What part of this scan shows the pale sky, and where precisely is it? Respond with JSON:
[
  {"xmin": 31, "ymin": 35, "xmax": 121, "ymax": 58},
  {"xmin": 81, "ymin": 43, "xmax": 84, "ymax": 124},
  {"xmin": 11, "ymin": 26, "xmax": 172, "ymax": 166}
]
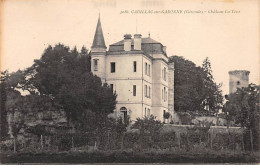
[{"xmin": 1, "ymin": 0, "xmax": 259, "ymax": 95}]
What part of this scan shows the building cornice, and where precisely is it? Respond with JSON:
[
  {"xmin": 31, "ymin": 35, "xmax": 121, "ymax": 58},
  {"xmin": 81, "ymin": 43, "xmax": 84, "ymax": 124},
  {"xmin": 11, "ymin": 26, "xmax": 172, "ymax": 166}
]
[
  {"xmin": 153, "ymin": 58, "xmax": 168, "ymax": 64},
  {"xmin": 90, "ymin": 52, "xmax": 107, "ymax": 56},
  {"xmin": 107, "ymin": 51, "xmax": 153, "ymax": 60}
]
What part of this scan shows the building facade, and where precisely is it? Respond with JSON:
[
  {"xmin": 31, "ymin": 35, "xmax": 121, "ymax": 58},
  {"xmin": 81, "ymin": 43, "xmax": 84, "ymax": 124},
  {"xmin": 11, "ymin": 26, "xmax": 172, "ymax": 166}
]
[
  {"xmin": 90, "ymin": 16, "xmax": 174, "ymax": 122},
  {"xmin": 228, "ymin": 70, "xmax": 250, "ymax": 94}
]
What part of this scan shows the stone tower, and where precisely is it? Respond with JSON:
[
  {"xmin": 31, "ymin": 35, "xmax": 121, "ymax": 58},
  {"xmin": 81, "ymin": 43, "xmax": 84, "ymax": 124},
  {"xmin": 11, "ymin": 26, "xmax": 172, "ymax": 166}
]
[
  {"xmin": 228, "ymin": 70, "xmax": 250, "ymax": 94},
  {"xmin": 90, "ymin": 15, "xmax": 107, "ymax": 83}
]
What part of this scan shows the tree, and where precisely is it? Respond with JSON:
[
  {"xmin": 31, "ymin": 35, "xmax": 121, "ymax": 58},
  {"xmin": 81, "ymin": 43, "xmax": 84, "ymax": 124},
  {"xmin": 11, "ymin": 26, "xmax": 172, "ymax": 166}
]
[
  {"xmin": 169, "ymin": 56, "xmax": 223, "ymax": 114},
  {"xmin": 0, "ymin": 71, "xmax": 9, "ymax": 140},
  {"xmin": 10, "ymin": 110, "xmax": 25, "ymax": 153},
  {"xmin": 131, "ymin": 115, "xmax": 163, "ymax": 149},
  {"xmin": 24, "ymin": 44, "xmax": 117, "ymax": 133},
  {"xmin": 224, "ymin": 84, "xmax": 260, "ymax": 151},
  {"xmin": 201, "ymin": 57, "xmax": 223, "ymax": 112}
]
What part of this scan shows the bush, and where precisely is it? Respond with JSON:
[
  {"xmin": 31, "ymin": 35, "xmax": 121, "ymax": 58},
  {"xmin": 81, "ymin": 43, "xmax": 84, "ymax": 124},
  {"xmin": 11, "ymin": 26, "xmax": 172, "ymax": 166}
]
[
  {"xmin": 123, "ymin": 132, "xmax": 139, "ymax": 149},
  {"xmin": 212, "ymin": 132, "xmax": 243, "ymax": 151}
]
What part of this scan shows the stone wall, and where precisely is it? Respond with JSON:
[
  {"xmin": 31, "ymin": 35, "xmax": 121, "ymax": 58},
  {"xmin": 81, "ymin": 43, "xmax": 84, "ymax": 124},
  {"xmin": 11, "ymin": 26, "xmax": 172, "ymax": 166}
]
[{"xmin": 5, "ymin": 94, "xmax": 71, "ymax": 149}]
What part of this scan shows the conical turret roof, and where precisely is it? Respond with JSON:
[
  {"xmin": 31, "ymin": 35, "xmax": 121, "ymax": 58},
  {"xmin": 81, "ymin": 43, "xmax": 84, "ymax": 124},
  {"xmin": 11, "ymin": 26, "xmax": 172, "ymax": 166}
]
[{"xmin": 92, "ymin": 16, "xmax": 106, "ymax": 49}]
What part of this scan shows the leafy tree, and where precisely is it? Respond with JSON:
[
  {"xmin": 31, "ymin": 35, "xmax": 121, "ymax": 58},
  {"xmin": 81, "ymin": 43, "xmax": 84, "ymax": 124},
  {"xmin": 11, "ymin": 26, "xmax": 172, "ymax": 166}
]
[
  {"xmin": 1, "ymin": 44, "xmax": 117, "ymax": 139},
  {"xmin": 132, "ymin": 115, "xmax": 163, "ymax": 135},
  {"xmin": 201, "ymin": 57, "xmax": 223, "ymax": 112},
  {"xmin": 169, "ymin": 56, "xmax": 201, "ymax": 112},
  {"xmin": 0, "ymin": 71, "xmax": 9, "ymax": 140},
  {"xmin": 23, "ymin": 44, "xmax": 117, "ymax": 132},
  {"xmin": 224, "ymin": 84, "xmax": 260, "ymax": 151},
  {"xmin": 131, "ymin": 115, "xmax": 163, "ymax": 149},
  {"xmin": 169, "ymin": 56, "xmax": 223, "ymax": 114}
]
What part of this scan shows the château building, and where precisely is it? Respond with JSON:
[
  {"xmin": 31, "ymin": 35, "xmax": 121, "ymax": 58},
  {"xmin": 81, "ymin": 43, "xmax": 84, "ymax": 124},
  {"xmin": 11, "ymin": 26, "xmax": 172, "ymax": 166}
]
[{"xmin": 90, "ymin": 16, "xmax": 175, "ymax": 123}]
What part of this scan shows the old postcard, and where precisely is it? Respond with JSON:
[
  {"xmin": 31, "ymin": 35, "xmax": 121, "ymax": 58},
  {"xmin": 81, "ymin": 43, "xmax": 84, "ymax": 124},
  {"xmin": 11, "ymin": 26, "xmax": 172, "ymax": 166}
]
[{"xmin": 0, "ymin": 0, "xmax": 259, "ymax": 164}]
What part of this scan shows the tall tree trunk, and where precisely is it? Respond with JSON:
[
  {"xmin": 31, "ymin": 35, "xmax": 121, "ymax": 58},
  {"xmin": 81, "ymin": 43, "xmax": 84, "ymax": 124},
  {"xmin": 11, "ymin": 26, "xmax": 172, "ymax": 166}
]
[
  {"xmin": 210, "ymin": 128, "xmax": 213, "ymax": 149},
  {"xmin": 250, "ymin": 129, "xmax": 253, "ymax": 151},
  {"xmin": 13, "ymin": 137, "xmax": 16, "ymax": 153},
  {"xmin": 107, "ymin": 132, "xmax": 110, "ymax": 150},
  {"xmin": 177, "ymin": 132, "xmax": 181, "ymax": 149},
  {"xmin": 120, "ymin": 132, "xmax": 125, "ymax": 150},
  {"xmin": 94, "ymin": 141, "xmax": 97, "ymax": 150},
  {"xmin": 242, "ymin": 132, "xmax": 245, "ymax": 151},
  {"xmin": 41, "ymin": 134, "xmax": 43, "ymax": 149},
  {"xmin": 72, "ymin": 137, "xmax": 74, "ymax": 149}
]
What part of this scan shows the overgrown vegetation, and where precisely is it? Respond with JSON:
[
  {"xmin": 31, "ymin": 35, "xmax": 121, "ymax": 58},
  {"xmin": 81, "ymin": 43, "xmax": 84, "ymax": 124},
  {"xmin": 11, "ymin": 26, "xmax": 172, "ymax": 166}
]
[
  {"xmin": 169, "ymin": 56, "xmax": 223, "ymax": 114},
  {"xmin": 0, "ymin": 44, "xmax": 117, "ymax": 152},
  {"xmin": 223, "ymin": 84, "xmax": 260, "ymax": 151}
]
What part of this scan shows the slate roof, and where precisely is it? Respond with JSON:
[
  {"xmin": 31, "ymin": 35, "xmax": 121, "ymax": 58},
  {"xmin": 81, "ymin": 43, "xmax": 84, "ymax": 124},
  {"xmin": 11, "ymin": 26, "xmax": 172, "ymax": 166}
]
[
  {"xmin": 110, "ymin": 37, "xmax": 161, "ymax": 46},
  {"xmin": 92, "ymin": 16, "xmax": 106, "ymax": 48}
]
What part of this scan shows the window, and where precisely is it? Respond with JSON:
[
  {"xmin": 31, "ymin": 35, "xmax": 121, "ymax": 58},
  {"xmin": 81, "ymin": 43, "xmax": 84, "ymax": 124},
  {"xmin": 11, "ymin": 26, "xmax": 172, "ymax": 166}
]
[
  {"xmin": 162, "ymin": 89, "xmax": 164, "ymax": 100},
  {"xmin": 110, "ymin": 84, "xmax": 114, "ymax": 92},
  {"xmin": 133, "ymin": 85, "xmax": 136, "ymax": 96},
  {"xmin": 163, "ymin": 68, "xmax": 166, "ymax": 81},
  {"xmin": 145, "ymin": 62, "xmax": 147, "ymax": 75},
  {"xmin": 164, "ymin": 87, "xmax": 166, "ymax": 102},
  {"xmin": 111, "ymin": 62, "xmax": 115, "ymax": 73},
  {"xmin": 166, "ymin": 91, "xmax": 167, "ymax": 101},
  {"xmin": 237, "ymin": 81, "xmax": 240, "ymax": 85},
  {"xmin": 94, "ymin": 59, "xmax": 98, "ymax": 71},
  {"xmin": 162, "ymin": 69, "xmax": 164, "ymax": 79},
  {"xmin": 120, "ymin": 107, "xmax": 127, "ymax": 123},
  {"xmin": 133, "ymin": 61, "xmax": 137, "ymax": 72},
  {"xmin": 145, "ymin": 85, "xmax": 147, "ymax": 97},
  {"xmin": 148, "ymin": 86, "xmax": 150, "ymax": 98},
  {"xmin": 148, "ymin": 64, "xmax": 151, "ymax": 76},
  {"xmin": 163, "ymin": 110, "xmax": 166, "ymax": 122},
  {"xmin": 147, "ymin": 108, "xmax": 150, "ymax": 117},
  {"xmin": 145, "ymin": 108, "xmax": 147, "ymax": 117}
]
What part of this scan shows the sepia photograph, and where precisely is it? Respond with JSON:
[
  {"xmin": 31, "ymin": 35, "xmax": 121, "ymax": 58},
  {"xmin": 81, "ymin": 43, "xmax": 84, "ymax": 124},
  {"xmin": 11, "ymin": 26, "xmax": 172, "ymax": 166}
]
[{"xmin": 0, "ymin": 0, "xmax": 259, "ymax": 164}]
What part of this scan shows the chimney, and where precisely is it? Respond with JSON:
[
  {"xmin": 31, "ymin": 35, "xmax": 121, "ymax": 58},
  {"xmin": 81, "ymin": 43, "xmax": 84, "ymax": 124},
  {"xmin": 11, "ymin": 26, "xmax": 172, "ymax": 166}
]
[
  {"xmin": 163, "ymin": 46, "xmax": 166, "ymax": 54},
  {"xmin": 134, "ymin": 34, "xmax": 142, "ymax": 50},
  {"xmin": 124, "ymin": 34, "xmax": 132, "ymax": 51}
]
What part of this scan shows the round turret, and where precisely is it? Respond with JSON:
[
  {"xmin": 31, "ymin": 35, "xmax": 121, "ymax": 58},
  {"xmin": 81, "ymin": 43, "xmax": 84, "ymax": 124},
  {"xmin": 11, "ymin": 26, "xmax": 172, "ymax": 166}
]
[{"xmin": 228, "ymin": 70, "xmax": 250, "ymax": 94}]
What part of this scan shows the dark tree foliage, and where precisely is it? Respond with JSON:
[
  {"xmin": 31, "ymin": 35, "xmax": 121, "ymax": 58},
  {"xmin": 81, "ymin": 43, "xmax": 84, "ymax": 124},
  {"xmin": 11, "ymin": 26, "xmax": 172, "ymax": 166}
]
[
  {"xmin": 169, "ymin": 56, "xmax": 223, "ymax": 114},
  {"xmin": 131, "ymin": 115, "xmax": 163, "ymax": 149},
  {"xmin": 223, "ymin": 84, "xmax": 260, "ymax": 150},
  {"xmin": 29, "ymin": 44, "xmax": 116, "ymax": 131},
  {"xmin": 132, "ymin": 115, "xmax": 163, "ymax": 138},
  {"xmin": 201, "ymin": 57, "xmax": 223, "ymax": 113},
  {"xmin": 1, "ymin": 44, "xmax": 117, "ymax": 134},
  {"xmin": 0, "ymin": 71, "xmax": 9, "ymax": 140}
]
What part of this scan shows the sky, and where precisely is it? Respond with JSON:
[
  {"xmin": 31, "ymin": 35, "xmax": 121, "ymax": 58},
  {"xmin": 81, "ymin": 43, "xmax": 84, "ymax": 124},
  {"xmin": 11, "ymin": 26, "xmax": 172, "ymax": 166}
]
[{"xmin": 1, "ymin": 0, "xmax": 259, "ymax": 95}]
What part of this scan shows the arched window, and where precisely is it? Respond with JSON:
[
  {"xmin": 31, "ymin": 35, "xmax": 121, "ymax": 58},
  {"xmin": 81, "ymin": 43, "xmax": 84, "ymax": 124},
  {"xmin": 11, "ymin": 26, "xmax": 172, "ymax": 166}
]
[
  {"xmin": 120, "ymin": 107, "xmax": 127, "ymax": 123},
  {"xmin": 237, "ymin": 81, "xmax": 240, "ymax": 85}
]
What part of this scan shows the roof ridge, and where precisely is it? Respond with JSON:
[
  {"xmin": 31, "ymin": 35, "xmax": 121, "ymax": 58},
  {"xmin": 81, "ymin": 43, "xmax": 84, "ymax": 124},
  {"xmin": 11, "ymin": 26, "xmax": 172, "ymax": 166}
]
[{"xmin": 110, "ymin": 37, "xmax": 161, "ymax": 46}]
